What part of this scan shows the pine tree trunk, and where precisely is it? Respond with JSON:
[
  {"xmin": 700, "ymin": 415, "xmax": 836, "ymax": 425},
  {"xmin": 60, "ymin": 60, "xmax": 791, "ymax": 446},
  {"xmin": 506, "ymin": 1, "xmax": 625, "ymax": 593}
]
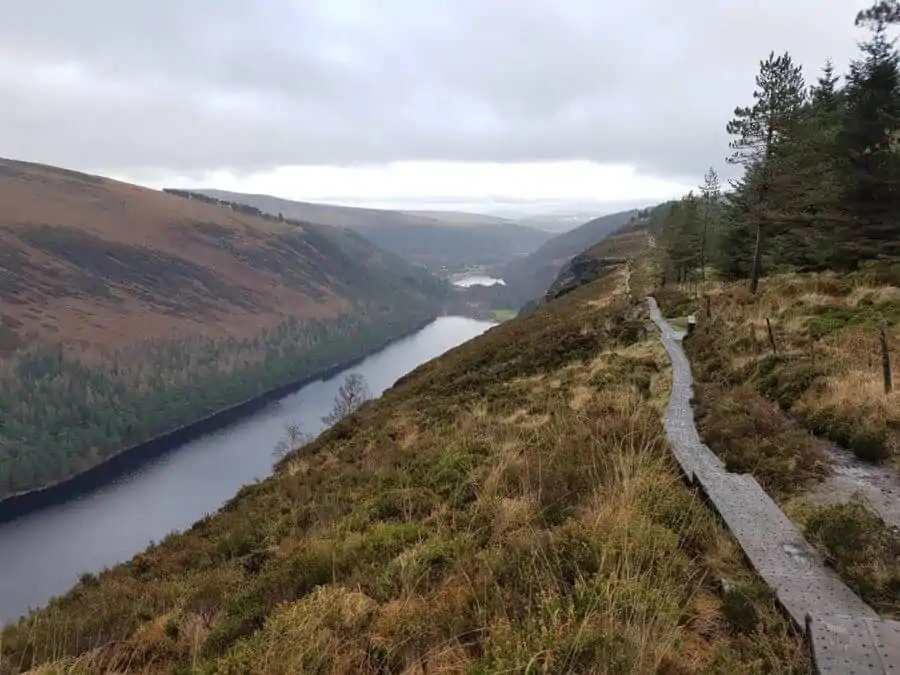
[
  {"xmin": 700, "ymin": 219, "xmax": 707, "ymax": 282},
  {"xmin": 750, "ymin": 222, "xmax": 763, "ymax": 294}
]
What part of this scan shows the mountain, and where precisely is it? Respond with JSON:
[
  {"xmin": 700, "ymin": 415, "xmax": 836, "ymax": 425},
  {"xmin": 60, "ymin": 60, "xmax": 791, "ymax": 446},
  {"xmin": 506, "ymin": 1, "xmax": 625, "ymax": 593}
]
[
  {"xmin": 500, "ymin": 208, "xmax": 642, "ymax": 306},
  {"xmin": 403, "ymin": 210, "xmax": 518, "ymax": 228},
  {"xmin": 0, "ymin": 158, "xmax": 451, "ymax": 501},
  {"xmin": 180, "ymin": 189, "xmax": 553, "ymax": 271},
  {"xmin": 0, "ymin": 227, "xmax": 807, "ymax": 673},
  {"xmin": 518, "ymin": 220, "xmax": 648, "ymax": 316},
  {"xmin": 513, "ymin": 211, "xmax": 606, "ymax": 233}
]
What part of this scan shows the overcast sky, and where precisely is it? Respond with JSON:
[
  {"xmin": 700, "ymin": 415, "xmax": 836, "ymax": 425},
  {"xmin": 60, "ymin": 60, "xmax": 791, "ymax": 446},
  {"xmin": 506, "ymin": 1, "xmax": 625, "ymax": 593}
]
[{"xmin": 0, "ymin": 1, "xmax": 877, "ymax": 213}]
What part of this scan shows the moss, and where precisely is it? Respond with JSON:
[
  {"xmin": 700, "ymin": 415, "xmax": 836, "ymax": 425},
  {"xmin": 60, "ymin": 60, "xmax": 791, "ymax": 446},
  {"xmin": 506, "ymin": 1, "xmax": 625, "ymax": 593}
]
[
  {"xmin": 804, "ymin": 502, "xmax": 900, "ymax": 616},
  {"xmin": 756, "ymin": 357, "xmax": 824, "ymax": 409}
]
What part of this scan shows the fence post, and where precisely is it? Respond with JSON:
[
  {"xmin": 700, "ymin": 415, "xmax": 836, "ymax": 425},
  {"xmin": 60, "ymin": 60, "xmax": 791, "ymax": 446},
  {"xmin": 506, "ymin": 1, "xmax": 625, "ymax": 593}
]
[
  {"xmin": 766, "ymin": 318, "xmax": 778, "ymax": 356},
  {"xmin": 881, "ymin": 321, "xmax": 893, "ymax": 394},
  {"xmin": 706, "ymin": 295, "xmax": 712, "ymax": 320}
]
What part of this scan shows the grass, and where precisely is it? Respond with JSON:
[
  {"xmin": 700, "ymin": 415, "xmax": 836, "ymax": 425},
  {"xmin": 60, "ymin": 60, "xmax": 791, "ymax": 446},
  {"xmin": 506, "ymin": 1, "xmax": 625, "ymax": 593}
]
[
  {"xmin": 1, "ymin": 235, "xmax": 808, "ymax": 674},
  {"xmin": 654, "ymin": 260, "xmax": 900, "ymax": 615},
  {"xmin": 491, "ymin": 308, "xmax": 518, "ymax": 322},
  {"xmin": 789, "ymin": 499, "xmax": 900, "ymax": 618}
]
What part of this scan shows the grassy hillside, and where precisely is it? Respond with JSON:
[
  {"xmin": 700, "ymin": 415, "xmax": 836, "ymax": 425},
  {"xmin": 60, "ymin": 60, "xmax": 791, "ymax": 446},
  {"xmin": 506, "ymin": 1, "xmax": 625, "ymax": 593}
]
[
  {"xmin": 0, "ymin": 158, "xmax": 451, "ymax": 500},
  {"xmin": 0, "ymin": 230, "xmax": 808, "ymax": 674},
  {"xmin": 177, "ymin": 189, "xmax": 553, "ymax": 272},
  {"xmin": 501, "ymin": 209, "xmax": 641, "ymax": 308}
]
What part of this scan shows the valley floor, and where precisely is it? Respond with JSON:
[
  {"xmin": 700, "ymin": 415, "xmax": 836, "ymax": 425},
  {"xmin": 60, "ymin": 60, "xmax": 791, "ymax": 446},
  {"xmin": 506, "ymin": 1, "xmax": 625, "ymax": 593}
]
[{"xmin": 2, "ymin": 238, "xmax": 810, "ymax": 674}]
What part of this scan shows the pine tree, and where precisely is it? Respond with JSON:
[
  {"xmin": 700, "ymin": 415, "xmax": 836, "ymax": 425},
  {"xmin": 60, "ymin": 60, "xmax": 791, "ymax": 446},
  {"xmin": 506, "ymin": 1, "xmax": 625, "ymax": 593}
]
[
  {"xmin": 837, "ymin": 16, "xmax": 900, "ymax": 266},
  {"xmin": 857, "ymin": 1, "xmax": 900, "ymax": 27},
  {"xmin": 698, "ymin": 167, "xmax": 721, "ymax": 280},
  {"xmin": 726, "ymin": 52, "xmax": 807, "ymax": 292},
  {"xmin": 661, "ymin": 193, "xmax": 703, "ymax": 284},
  {"xmin": 773, "ymin": 59, "xmax": 845, "ymax": 270}
]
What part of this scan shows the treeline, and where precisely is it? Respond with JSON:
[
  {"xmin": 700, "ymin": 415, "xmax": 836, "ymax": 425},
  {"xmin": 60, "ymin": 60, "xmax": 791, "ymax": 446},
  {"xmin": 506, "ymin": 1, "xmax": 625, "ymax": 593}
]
[
  {"xmin": 0, "ymin": 303, "xmax": 434, "ymax": 500},
  {"xmin": 653, "ymin": 2, "xmax": 900, "ymax": 286},
  {"xmin": 164, "ymin": 189, "xmax": 290, "ymax": 223}
]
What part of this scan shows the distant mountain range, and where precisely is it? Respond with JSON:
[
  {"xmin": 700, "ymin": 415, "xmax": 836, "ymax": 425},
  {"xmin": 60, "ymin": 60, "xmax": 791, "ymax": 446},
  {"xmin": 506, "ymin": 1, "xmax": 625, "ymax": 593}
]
[{"xmin": 181, "ymin": 189, "xmax": 554, "ymax": 271}]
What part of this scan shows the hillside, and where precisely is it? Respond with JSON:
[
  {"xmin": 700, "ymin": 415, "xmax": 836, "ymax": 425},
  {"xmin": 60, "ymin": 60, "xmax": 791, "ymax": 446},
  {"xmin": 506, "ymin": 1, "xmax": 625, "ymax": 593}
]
[
  {"xmin": 0, "ymin": 228, "xmax": 807, "ymax": 673},
  {"xmin": 518, "ymin": 221, "xmax": 648, "ymax": 316},
  {"xmin": 0, "ymin": 158, "xmax": 451, "ymax": 500},
  {"xmin": 500, "ymin": 208, "xmax": 641, "ymax": 307},
  {"xmin": 178, "ymin": 189, "xmax": 553, "ymax": 272},
  {"xmin": 402, "ymin": 210, "xmax": 516, "ymax": 228}
]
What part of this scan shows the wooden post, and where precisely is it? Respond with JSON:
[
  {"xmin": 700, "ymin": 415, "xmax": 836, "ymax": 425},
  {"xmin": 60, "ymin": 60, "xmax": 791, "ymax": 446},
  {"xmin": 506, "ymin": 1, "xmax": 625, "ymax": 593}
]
[
  {"xmin": 766, "ymin": 318, "xmax": 777, "ymax": 356},
  {"xmin": 705, "ymin": 295, "xmax": 712, "ymax": 320},
  {"xmin": 881, "ymin": 321, "xmax": 893, "ymax": 394},
  {"xmin": 687, "ymin": 314, "xmax": 697, "ymax": 335}
]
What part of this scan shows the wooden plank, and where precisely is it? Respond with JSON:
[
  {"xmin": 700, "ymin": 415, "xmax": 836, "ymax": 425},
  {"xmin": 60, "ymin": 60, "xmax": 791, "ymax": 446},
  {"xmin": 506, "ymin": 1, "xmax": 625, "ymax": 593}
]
[{"xmin": 809, "ymin": 614, "xmax": 900, "ymax": 674}]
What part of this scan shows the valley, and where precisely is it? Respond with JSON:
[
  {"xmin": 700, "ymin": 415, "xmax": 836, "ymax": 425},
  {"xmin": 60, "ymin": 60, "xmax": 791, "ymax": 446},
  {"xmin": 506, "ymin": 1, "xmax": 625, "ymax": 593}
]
[
  {"xmin": 171, "ymin": 189, "xmax": 554, "ymax": 273},
  {"xmin": 0, "ymin": 315, "xmax": 495, "ymax": 624},
  {"xmin": 0, "ymin": 159, "xmax": 453, "ymax": 502}
]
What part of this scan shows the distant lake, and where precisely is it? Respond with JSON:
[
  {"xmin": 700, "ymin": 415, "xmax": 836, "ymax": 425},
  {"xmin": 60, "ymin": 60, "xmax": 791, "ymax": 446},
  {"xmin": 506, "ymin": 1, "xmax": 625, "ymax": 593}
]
[
  {"xmin": 0, "ymin": 316, "xmax": 496, "ymax": 624},
  {"xmin": 454, "ymin": 275, "xmax": 506, "ymax": 288}
]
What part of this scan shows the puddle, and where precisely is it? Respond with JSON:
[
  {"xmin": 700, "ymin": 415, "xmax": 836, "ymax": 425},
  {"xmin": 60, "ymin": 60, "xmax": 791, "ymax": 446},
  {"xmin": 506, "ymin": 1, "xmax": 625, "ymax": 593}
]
[{"xmin": 807, "ymin": 443, "xmax": 900, "ymax": 530}]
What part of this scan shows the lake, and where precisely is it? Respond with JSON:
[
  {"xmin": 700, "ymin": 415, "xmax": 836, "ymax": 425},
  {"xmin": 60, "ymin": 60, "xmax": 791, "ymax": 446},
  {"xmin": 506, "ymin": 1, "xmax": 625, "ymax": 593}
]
[
  {"xmin": 453, "ymin": 275, "xmax": 506, "ymax": 288},
  {"xmin": 0, "ymin": 316, "xmax": 495, "ymax": 624}
]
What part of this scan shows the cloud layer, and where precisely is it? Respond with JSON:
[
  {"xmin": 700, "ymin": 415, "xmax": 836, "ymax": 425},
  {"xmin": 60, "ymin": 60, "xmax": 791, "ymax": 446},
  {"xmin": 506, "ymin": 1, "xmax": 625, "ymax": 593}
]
[{"xmin": 0, "ymin": 0, "xmax": 872, "ymax": 182}]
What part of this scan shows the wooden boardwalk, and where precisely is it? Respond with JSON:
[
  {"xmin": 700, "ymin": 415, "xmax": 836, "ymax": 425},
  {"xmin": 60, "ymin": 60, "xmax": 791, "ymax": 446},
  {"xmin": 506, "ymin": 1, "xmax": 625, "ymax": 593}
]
[{"xmin": 648, "ymin": 297, "xmax": 900, "ymax": 674}]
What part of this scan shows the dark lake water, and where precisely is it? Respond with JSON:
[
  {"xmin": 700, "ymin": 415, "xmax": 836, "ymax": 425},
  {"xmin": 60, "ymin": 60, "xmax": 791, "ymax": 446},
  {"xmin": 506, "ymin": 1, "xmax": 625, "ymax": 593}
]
[{"xmin": 0, "ymin": 316, "xmax": 495, "ymax": 625}]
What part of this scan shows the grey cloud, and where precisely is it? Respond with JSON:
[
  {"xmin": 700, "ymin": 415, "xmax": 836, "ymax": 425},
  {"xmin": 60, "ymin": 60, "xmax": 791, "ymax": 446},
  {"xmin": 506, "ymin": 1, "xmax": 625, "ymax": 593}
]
[{"xmin": 0, "ymin": 0, "xmax": 872, "ymax": 180}]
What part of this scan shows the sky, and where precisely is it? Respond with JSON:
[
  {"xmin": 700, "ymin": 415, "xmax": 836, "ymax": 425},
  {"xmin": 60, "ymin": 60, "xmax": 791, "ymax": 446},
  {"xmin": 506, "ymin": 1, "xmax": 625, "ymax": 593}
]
[{"xmin": 0, "ymin": 0, "xmax": 878, "ymax": 214}]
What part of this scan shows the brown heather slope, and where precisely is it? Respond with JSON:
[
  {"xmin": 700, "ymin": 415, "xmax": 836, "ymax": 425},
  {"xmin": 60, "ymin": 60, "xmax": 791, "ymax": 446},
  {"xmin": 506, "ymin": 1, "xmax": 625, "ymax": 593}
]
[
  {"xmin": 0, "ymin": 158, "xmax": 451, "ymax": 500},
  {"xmin": 0, "ymin": 159, "xmax": 405, "ymax": 347},
  {"xmin": 0, "ymin": 228, "xmax": 808, "ymax": 674}
]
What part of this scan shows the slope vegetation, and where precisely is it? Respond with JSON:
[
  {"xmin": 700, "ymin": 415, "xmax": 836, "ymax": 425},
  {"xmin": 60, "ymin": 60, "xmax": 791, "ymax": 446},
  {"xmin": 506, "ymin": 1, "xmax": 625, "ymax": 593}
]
[
  {"xmin": 0, "ymin": 230, "xmax": 807, "ymax": 674},
  {"xmin": 0, "ymin": 158, "xmax": 450, "ymax": 500},
  {"xmin": 501, "ymin": 208, "xmax": 641, "ymax": 307},
  {"xmin": 179, "ymin": 189, "xmax": 552, "ymax": 271}
]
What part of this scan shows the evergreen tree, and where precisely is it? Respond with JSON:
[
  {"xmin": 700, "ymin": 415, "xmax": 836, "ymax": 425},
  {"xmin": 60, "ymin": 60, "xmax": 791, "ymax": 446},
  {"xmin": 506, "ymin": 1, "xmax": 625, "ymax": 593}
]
[
  {"xmin": 698, "ymin": 167, "xmax": 721, "ymax": 280},
  {"xmin": 661, "ymin": 193, "xmax": 703, "ymax": 284},
  {"xmin": 772, "ymin": 59, "xmax": 846, "ymax": 270},
  {"xmin": 726, "ymin": 52, "xmax": 807, "ymax": 292},
  {"xmin": 836, "ymin": 16, "xmax": 900, "ymax": 266}
]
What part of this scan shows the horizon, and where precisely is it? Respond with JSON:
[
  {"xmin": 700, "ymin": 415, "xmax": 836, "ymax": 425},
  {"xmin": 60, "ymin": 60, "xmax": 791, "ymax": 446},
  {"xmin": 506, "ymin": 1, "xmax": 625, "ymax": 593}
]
[{"xmin": 2, "ymin": 1, "xmax": 876, "ymax": 214}]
